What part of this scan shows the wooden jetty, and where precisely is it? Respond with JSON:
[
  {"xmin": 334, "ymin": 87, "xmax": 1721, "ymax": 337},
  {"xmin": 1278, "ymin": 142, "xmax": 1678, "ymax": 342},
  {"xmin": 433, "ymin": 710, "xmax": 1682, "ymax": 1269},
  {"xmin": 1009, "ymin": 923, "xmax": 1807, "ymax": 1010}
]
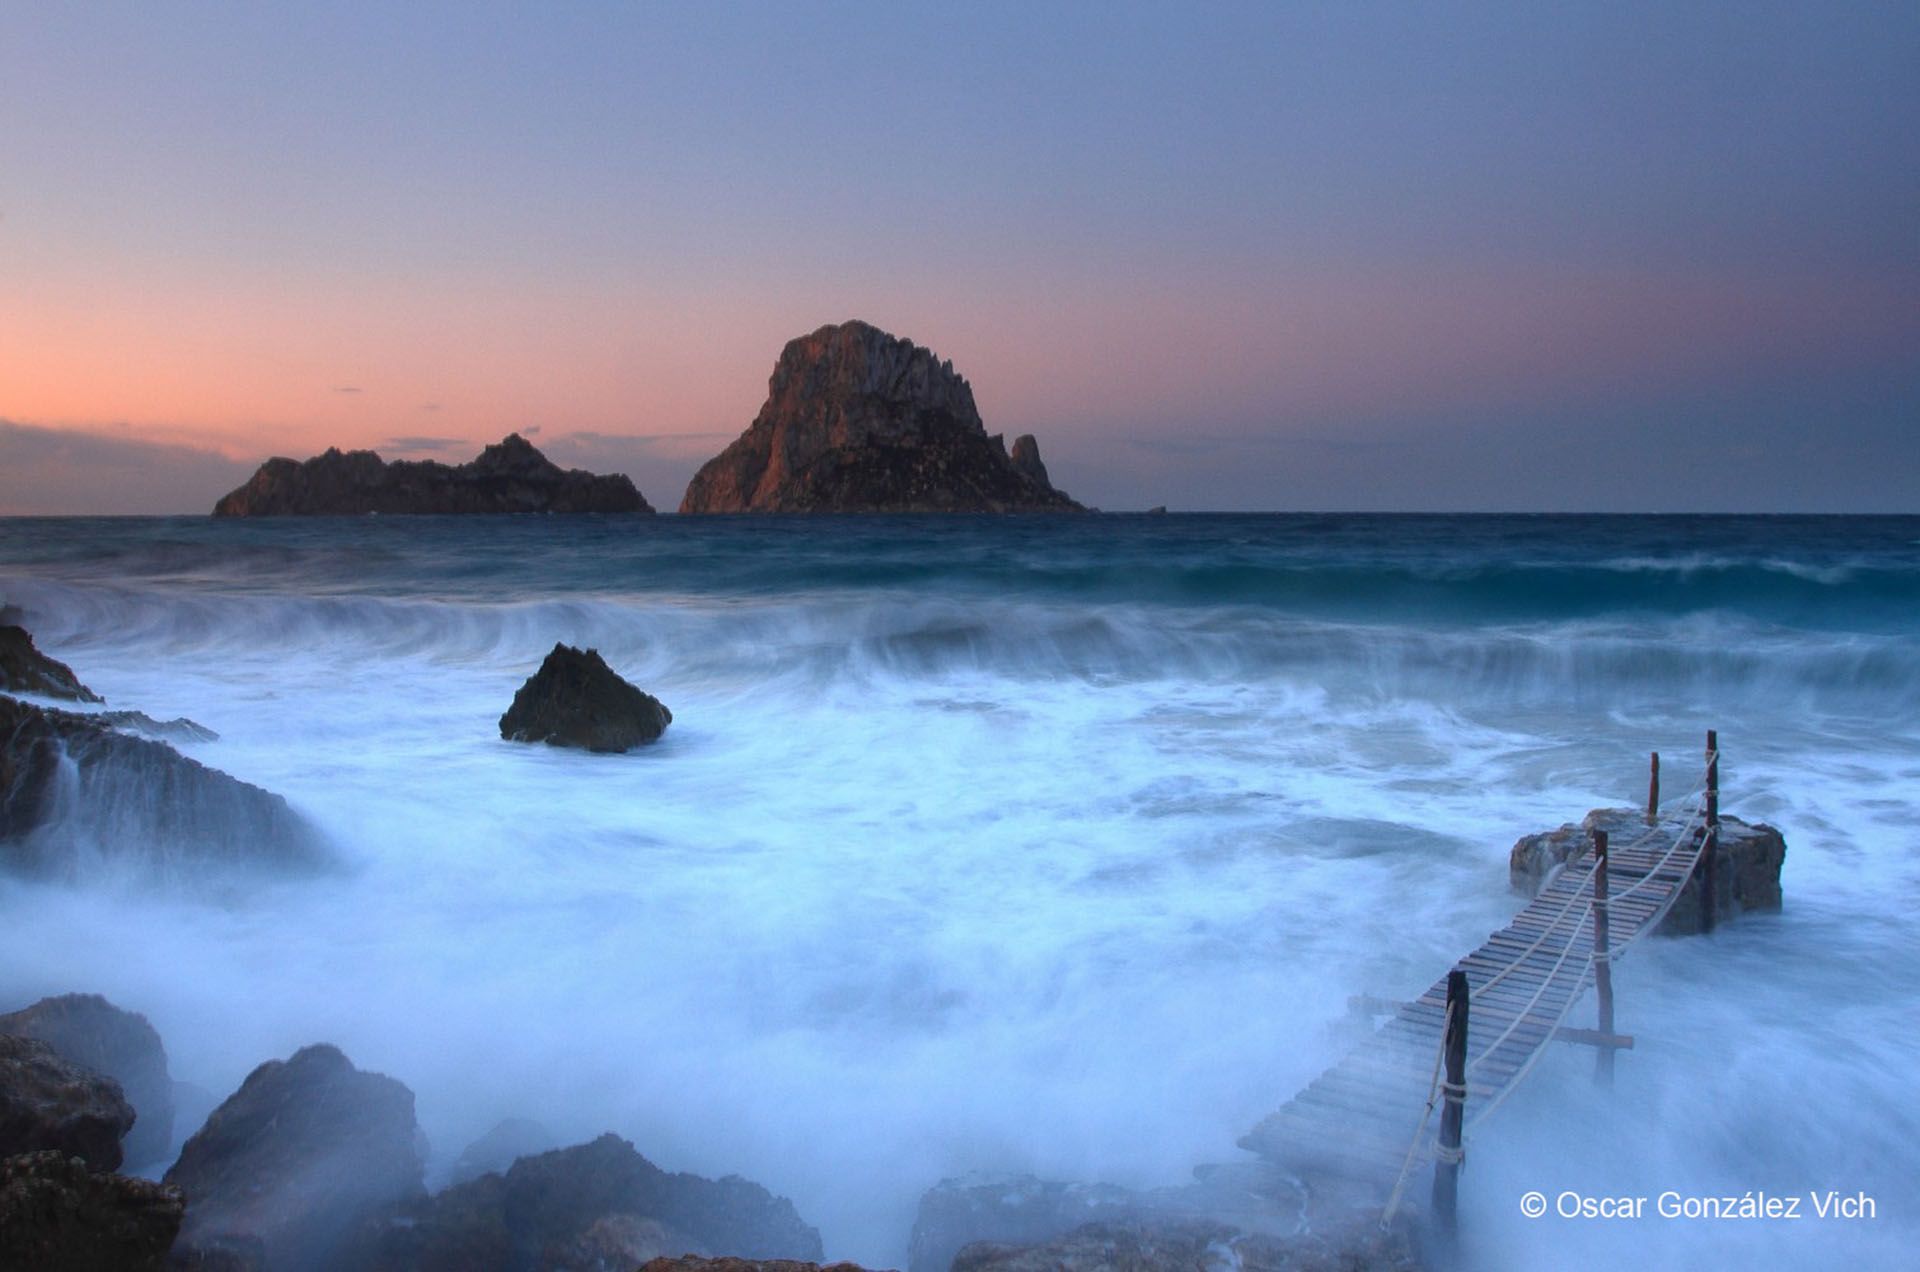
[{"xmin": 1239, "ymin": 734, "xmax": 1724, "ymax": 1223}]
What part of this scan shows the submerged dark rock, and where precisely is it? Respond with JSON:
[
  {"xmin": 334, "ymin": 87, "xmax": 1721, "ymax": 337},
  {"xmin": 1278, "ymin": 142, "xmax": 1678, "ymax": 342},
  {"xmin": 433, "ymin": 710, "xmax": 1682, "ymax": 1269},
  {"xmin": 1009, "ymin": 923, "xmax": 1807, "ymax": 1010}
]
[
  {"xmin": 1509, "ymin": 806, "xmax": 1786, "ymax": 934},
  {"xmin": 211, "ymin": 433, "xmax": 653, "ymax": 517},
  {"xmin": 911, "ymin": 1169, "xmax": 1414, "ymax": 1272},
  {"xmin": 640, "ymin": 1260, "xmax": 878, "ymax": 1272},
  {"xmin": 0, "ymin": 1149, "xmax": 184, "ymax": 1271},
  {"xmin": 0, "ymin": 695, "xmax": 328, "ymax": 879},
  {"xmin": 950, "ymin": 1217, "xmax": 1419, "ymax": 1272},
  {"xmin": 499, "ymin": 644, "xmax": 672, "ymax": 753},
  {"xmin": 0, "ymin": 625, "xmax": 102, "ymax": 702},
  {"xmin": 164, "ymin": 1044, "xmax": 425, "ymax": 1272},
  {"xmin": 0, "ymin": 1033, "xmax": 136, "ymax": 1171},
  {"xmin": 680, "ymin": 321, "xmax": 1083, "ymax": 513},
  {"xmin": 0, "ymin": 994, "xmax": 174, "ymax": 1169},
  {"xmin": 364, "ymin": 1132, "xmax": 823, "ymax": 1271}
]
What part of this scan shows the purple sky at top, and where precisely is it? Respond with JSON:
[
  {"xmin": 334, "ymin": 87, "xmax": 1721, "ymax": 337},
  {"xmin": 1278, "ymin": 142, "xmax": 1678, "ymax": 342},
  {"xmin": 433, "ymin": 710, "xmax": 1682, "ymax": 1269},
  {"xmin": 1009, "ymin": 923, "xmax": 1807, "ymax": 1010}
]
[{"xmin": 2, "ymin": 1, "xmax": 1916, "ymax": 512}]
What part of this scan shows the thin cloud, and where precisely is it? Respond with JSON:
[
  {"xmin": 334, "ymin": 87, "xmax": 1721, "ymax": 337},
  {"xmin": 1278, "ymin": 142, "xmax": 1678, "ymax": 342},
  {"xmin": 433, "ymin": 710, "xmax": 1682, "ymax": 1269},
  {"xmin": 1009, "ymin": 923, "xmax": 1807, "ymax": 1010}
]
[
  {"xmin": 0, "ymin": 419, "xmax": 256, "ymax": 515},
  {"xmin": 333, "ymin": 386, "xmax": 362, "ymax": 394}
]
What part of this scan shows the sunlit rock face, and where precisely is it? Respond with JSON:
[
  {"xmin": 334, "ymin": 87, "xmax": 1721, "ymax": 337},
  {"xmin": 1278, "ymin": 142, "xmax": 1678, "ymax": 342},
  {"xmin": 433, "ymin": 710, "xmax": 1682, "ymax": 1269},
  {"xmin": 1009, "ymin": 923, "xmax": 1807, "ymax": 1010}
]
[
  {"xmin": 680, "ymin": 321, "xmax": 1083, "ymax": 513},
  {"xmin": 212, "ymin": 434, "xmax": 654, "ymax": 516}
]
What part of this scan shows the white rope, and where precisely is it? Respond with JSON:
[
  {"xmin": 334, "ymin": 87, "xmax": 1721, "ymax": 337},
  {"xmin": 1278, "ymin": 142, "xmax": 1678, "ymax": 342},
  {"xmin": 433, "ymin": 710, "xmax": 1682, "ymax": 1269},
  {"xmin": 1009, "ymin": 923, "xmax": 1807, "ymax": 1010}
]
[{"xmin": 1380, "ymin": 997, "xmax": 1458, "ymax": 1227}]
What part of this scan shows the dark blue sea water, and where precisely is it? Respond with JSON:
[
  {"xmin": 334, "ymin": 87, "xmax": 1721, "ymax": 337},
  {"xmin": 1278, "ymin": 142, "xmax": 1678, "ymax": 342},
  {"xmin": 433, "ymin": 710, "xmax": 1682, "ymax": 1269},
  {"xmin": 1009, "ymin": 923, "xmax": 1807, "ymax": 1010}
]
[{"xmin": 2, "ymin": 513, "xmax": 1915, "ymax": 1268}]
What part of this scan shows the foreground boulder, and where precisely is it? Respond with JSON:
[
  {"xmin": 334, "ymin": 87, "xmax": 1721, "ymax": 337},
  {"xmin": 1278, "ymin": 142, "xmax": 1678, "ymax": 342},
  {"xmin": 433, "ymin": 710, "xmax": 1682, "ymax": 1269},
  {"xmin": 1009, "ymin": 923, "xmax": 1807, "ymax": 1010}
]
[
  {"xmin": 680, "ymin": 321, "xmax": 1083, "ymax": 513},
  {"xmin": 499, "ymin": 644, "xmax": 672, "ymax": 753},
  {"xmin": 0, "ymin": 1150, "xmax": 184, "ymax": 1271},
  {"xmin": 164, "ymin": 1044, "xmax": 424, "ymax": 1272},
  {"xmin": 0, "ymin": 994, "xmax": 174, "ymax": 1169},
  {"xmin": 0, "ymin": 625, "xmax": 101, "ymax": 702},
  {"xmin": 0, "ymin": 1034, "xmax": 136, "ymax": 1171},
  {"xmin": 364, "ymin": 1132, "xmax": 822, "ymax": 1271},
  {"xmin": 0, "ymin": 696, "xmax": 328, "ymax": 879},
  {"xmin": 1509, "ymin": 806, "xmax": 1786, "ymax": 935},
  {"xmin": 212, "ymin": 433, "xmax": 653, "ymax": 517}
]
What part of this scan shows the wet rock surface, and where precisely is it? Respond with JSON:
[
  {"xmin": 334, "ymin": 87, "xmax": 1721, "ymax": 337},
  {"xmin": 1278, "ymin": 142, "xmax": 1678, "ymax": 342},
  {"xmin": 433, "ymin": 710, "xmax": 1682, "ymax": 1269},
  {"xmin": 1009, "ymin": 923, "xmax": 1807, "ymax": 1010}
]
[
  {"xmin": 499, "ymin": 643, "xmax": 672, "ymax": 753},
  {"xmin": 0, "ymin": 993, "xmax": 174, "ymax": 1169},
  {"xmin": 164, "ymin": 1044, "xmax": 425, "ymax": 1272},
  {"xmin": 363, "ymin": 1132, "xmax": 822, "ymax": 1271},
  {"xmin": 1509, "ymin": 806, "xmax": 1786, "ymax": 934},
  {"xmin": 212, "ymin": 433, "xmax": 652, "ymax": 517},
  {"xmin": 0, "ymin": 624, "xmax": 102, "ymax": 702},
  {"xmin": 0, "ymin": 1033, "xmax": 137, "ymax": 1171},
  {"xmin": 0, "ymin": 695, "xmax": 329, "ymax": 879},
  {"xmin": 681, "ymin": 321, "xmax": 1082, "ymax": 514},
  {"xmin": 0, "ymin": 1149, "xmax": 184, "ymax": 1271}
]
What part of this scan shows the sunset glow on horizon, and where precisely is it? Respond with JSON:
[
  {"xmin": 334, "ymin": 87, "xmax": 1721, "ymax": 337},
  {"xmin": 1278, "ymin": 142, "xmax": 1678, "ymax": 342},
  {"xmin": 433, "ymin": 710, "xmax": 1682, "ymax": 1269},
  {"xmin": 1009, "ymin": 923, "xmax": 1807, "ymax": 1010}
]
[{"xmin": 4, "ymin": 3, "xmax": 1916, "ymax": 513}]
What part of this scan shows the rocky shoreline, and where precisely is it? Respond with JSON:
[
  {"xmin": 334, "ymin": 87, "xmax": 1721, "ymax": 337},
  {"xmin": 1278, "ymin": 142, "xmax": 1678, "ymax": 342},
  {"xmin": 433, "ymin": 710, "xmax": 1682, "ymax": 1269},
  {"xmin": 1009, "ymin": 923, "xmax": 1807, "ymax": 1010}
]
[{"xmin": 0, "ymin": 625, "xmax": 1790, "ymax": 1270}]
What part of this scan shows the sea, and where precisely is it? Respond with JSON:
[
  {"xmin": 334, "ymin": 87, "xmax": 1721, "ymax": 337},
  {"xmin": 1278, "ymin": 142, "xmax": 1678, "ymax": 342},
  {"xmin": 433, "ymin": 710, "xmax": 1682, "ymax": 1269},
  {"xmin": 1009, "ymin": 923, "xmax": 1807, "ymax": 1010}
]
[{"xmin": 0, "ymin": 512, "xmax": 1915, "ymax": 1269}]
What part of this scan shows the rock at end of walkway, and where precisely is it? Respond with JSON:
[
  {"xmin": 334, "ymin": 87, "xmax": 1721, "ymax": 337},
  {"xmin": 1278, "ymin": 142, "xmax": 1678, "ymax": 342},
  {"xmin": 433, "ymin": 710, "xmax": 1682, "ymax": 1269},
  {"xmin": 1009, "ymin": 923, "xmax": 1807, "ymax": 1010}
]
[
  {"xmin": 499, "ymin": 643, "xmax": 672, "ymax": 753},
  {"xmin": 0, "ymin": 993, "xmax": 174, "ymax": 1170},
  {"xmin": 0, "ymin": 1033, "xmax": 136, "ymax": 1172},
  {"xmin": 163, "ymin": 1043, "xmax": 424, "ymax": 1272},
  {"xmin": 1509, "ymin": 806, "xmax": 1785, "ymax": 935},
  {"xmin": 0, "ymin": 1150, "xmax": 184, "ymax": 1271},
  {"xmin": 0, "ymin": 625, "xmax": 102, "ymax": 702}
]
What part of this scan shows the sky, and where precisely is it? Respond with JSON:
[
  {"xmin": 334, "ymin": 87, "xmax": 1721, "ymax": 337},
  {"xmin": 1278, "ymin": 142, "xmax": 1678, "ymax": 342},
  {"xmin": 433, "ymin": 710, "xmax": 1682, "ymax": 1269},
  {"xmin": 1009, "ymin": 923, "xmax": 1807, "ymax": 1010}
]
[{"xmin": 2, "ymin": 2, "xmax": 1916, "ymax": 513}]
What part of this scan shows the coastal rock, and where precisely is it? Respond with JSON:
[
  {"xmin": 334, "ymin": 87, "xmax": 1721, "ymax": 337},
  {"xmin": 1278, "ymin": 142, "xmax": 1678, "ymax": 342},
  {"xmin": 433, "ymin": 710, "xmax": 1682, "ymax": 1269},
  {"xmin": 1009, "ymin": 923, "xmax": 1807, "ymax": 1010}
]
[
  {"xmin": 499, "ymin": 644, "xmax": 672, "ymax": 753},
  {"xmin": 164, "ymin": 1044, "xmax": 425, "ymax": 1272},
  {"xmin": 0, "ymin": 625, "xmax": 102, "ymax": 702},
  {"xmin": 0, "ymin": 695, "xmax": 328, "ymax": 879},
  {"xmin": 363, "ymin": 1132, "xmax": 823, "ymax": 1270},
  {"xmin": 0, "ymin": 994, "xmax": 174, "ymax": 1169},
  {"xmin": 949, "ymin": 1217, "xmax": 1418, "ymax": 1272},
  {"xmin": 912, "ymin": 1169, "xmax": 1412, "ymax": 1272},
  {"xmin": 0, "ymin": 1033, "xmax": 136, "ymax": 1171},
  {"xmin": 640, "ymin": 1260, "xmax": 879, "ymax": 1272},
  {"xmin": 211, "ymin": 434, "xmax": 653, "ymax": 517},
  {"xmin": 1509, "ymin": 807, "xmax": 1786, "ymax": 935},
  {"xmin": 1005, "ymin": 436, "xmax": 1052, "ymax": 493},
  {"xmin": 0, "ymin": 1150, "xmax": 184, "ymax": 1271},
  {"xmin": 679, "ymin": 321, "xmax": 1083, "ymax": 514},
  {"xmin": 908, "ymin": 1176, "xmax": 1140, "ymax": 1272},
  {"xmin": 450, "ymin": 1117, "xmax": 558, "ymax": 1186},
  {"xmin": 96, "ymin": 710, "xmax": 220, "ymax": 743}
]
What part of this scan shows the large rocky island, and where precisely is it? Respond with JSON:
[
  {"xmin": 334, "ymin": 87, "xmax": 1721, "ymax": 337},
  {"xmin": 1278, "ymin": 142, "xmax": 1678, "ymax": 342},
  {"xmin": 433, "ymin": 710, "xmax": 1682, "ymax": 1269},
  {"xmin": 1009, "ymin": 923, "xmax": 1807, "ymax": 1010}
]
[
  {"xmin": 680, "ymin": 321, "xmax": 1082, "ymax": 513},
  {"xmin": 212, "ymin": 434, "xmax": 652, "ymax": 516}
]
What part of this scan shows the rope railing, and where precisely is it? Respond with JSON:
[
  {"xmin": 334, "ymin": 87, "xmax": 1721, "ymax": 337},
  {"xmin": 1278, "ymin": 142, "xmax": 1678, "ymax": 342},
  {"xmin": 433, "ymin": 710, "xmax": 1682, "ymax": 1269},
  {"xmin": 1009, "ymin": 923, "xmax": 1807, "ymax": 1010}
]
[{"xmin": 1374, "ymin": 745, "xmax": 1722, "ymax": 1228}]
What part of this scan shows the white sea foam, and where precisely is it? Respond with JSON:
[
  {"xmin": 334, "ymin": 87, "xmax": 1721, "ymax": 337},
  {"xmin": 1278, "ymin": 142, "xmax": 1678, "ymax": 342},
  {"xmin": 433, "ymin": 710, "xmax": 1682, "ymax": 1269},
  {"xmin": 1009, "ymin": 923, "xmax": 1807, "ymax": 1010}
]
[{"xmin": 1, "ymin": 518, "xmax": 1916, "ymax": 1269}]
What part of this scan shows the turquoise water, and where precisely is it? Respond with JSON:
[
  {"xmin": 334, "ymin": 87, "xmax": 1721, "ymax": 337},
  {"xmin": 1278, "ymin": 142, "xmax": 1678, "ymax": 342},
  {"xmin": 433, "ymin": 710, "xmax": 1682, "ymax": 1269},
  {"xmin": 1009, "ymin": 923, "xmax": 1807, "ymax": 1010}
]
[{"xmin": 2, "ymin": 513, "xmax": 1915, "ymax": 1267}]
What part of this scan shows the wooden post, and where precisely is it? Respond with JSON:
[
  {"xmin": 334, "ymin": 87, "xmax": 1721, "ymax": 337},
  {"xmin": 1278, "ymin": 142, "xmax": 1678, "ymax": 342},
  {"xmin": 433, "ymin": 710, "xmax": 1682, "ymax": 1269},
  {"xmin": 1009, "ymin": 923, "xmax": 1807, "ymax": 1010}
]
[
  {"xmin": 1701, "ymin": 730, "xmax": 1719, "ymax": 933},
  {"xmin": 1432, "ymin": 969, "xmax": 1469, "ymax": 1231},
  {"xmin": 1592, "ymin": 830, "xmax": 1614, "ymax": 1088},
  {"xmin": 1647, "ymin": 752, "xmax": 1660, "ymax": 824}
]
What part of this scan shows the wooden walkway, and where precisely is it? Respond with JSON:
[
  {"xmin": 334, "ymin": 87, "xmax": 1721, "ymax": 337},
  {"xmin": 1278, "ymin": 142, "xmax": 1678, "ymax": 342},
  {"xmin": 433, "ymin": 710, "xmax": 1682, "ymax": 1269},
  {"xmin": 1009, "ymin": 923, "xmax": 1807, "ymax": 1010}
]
[{"xmin": 1238, "ymin": 805, "xmax": 1708, "ymax": 1190}]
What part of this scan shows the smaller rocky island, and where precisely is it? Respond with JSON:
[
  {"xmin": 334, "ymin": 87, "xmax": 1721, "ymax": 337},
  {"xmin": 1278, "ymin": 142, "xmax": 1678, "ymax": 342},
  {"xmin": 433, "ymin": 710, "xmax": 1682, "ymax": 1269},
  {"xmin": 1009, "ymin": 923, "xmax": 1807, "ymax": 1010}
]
[
  {"xmin": 212, "ymin": 433, "xmax": 652, "ymax": 517},
  {"xmin": 680, "ymin": 320, "xmax": 1083, "ymax": 514}
]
